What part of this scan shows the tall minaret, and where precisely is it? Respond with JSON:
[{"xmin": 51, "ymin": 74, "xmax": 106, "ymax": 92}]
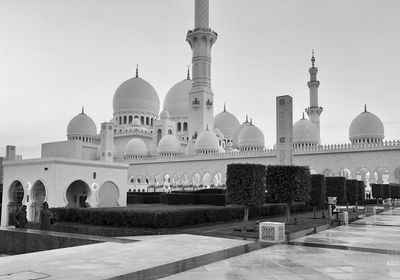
[
  {"xmin": 186, "ymin": 0, "xmax": 218, "ymax": 154},
  {"xmin": 305, "ymin": 50, "xmax": 323, "ymax": 143}
]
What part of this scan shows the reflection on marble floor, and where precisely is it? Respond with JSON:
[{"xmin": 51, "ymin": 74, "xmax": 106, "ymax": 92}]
[
  {"xmin": 0, "ymin": 234, "xmax": 251, "ymax": 280},
  {"xmin": 162, "ymin": 244, "xmax": 400, "ymax": 280},
  {"xmin": 2, "ymin": 209, "xmax": 400, "ymax": 280}
]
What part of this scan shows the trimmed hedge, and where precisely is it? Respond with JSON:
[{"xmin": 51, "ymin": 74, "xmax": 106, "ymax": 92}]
[
  {"xmin": 266, "ymin": 165, "xmax": 311, "ymax": 203},
  {"xmin": 382, "ymin": 184, "xmax": 390, "ymax": 199},
  {"xmin": 371, "ymin": 184, "xmax": 383, "ymax": 199},
  {"xmin": 310, "ymin": 174, "xmax": 326, "ymax": 206},
  {"xmin": 197, "ymin": 194, "xmax": 226, "ymax": 206},
  {"xmin": 390, "ymin": 184, "xmax": 400, "ymax": 199},
  {"xmin": 357, "ymin": 181, "xmax": 366, "ymax": 201},
  {"xmin": 345, "ymin": 180, "xmax": 358, "ymax": 204},
  {"xmin": 326, "ymin": 177, "xmax": 346, "ymax": 204},
  {"xmin": 51, "ymin": 202, "xmax": 311, "ymax": 228},
  {"xmin": 226, "ymin": 164, "xmax": 266, "ymax": 207}
]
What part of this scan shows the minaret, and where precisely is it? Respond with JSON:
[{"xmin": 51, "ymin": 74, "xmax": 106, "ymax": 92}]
[
  {"xmin": 305, "ymin": 50, "xmax": 323, "ymax": 143},
  {"xmin": 186, "ymin": 0, "xmax": 218, "ymax": 154}
]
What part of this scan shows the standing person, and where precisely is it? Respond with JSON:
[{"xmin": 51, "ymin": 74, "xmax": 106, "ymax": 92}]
[
  {"xmin": 40, "ymin": 202, "xmax": 53, "ymax": 230},
  {"xmin": 15, "ymin": 205, "xmax": 28, "ymax": 228}
]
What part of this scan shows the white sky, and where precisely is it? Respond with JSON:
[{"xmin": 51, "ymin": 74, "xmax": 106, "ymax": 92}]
[{"xmin": 1, "ymin": 0, "xmax": 399, "ymax": 159}]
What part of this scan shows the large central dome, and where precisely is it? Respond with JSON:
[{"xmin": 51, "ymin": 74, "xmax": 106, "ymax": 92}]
[
  {"xmin": 164, "ymin": 79, "xmax": 192, "ymax": 117},
  {"xmin": 113, "ymin": 76, "xmax": 160, "ymax": 115}
]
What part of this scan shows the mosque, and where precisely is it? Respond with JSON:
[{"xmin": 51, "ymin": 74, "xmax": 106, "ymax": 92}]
[{"xmin": 2, "ymin": 0, "xmax": 400, "ymax": 226}]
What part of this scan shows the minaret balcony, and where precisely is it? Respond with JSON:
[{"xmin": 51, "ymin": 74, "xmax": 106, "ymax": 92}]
[{"xmin": 192, "ymin": 99, "xmax": 200, "ymax": 108}]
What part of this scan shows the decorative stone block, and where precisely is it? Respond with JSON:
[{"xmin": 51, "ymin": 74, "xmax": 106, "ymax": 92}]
[
  {"xmin": 365, "ymin": 206, "xmax": 377, "ymax": 215},
  {"xmin": 339, "ymin": 211, "xmax": 348, "ymax": 224},
  {"xmin": 259, "ymin": 222, "xmax": 285, "ymax": 243},
  {"xmin": 383, "ymin": 199, "xmax": 391, "ymax": 210}
]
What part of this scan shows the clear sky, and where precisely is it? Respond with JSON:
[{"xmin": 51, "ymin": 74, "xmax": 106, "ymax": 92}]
[{"xmin": 1, "ymin": 0, "xmax": 399, "ymax": 159}]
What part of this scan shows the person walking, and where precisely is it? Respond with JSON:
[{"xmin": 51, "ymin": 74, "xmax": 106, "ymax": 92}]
[
  {"xmin": 40, "ymin": 202, "xmax": 53, "ymax": 230},
  {"xmin": 15, "ymin": 205, "xmax": 28, "ymax": 228}
]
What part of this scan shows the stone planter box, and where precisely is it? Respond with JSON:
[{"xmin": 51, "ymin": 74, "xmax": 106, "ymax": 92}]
[
  {"xmin": 339, "ymin": 211, "xmax": 348, "ymax": 225},
  {"xmin": 259, "ymin": 222, "xmax": 285, "ymax": 243},
  {"xmin": 365, "ymin": 206, "xmax": 377, "ymax": 215}
]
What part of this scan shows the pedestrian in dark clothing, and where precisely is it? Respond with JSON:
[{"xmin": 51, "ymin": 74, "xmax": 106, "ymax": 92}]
[
  {"xmin": 15, "ymin": 205, "xmax": 28, "ymax": 228},
  {"xmin": 40, "ymin": 202, "xmax": 53, "ymax": 230}
]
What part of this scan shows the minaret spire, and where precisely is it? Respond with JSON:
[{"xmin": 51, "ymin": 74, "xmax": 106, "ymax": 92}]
[
  {"xmin": 81, "ymin": 106, "xmax": 84, "ymax": 114},
  {"xmin": 364, "ymin": 104, "xmax": 367, "ymax": 112},
  {"xmin": 135, "ymin": 64, "xmax": 139, "ymax": 78},
  {"xmin": 224, "ymin": 102, "xmax": 226, "ymax": 112},
  {"xmin": 187, "ymin": 0, "xmax": 218, "ymax": 154},
  {"xmin": 305, "ymin": 50, "xmax": 323, "ymax": 144},
  {"xmin": 187, "ymin": 65, "xmax": 191, "ymax": 79}
]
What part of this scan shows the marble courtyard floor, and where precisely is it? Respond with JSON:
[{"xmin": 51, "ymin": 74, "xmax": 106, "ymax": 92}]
[{"xmin": 0, "ymin": 209, "xmax": 400, "ymax": 279}]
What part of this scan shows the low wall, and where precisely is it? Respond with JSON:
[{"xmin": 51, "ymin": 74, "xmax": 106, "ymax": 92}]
[{"xmin": 0, "ymin": 228, "xmax": 101, "ymax": 255}]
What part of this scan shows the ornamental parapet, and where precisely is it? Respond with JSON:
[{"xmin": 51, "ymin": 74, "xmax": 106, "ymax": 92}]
[{"xmin": 293, "ymin": 140, "xmax": 400, "ymax": 154}]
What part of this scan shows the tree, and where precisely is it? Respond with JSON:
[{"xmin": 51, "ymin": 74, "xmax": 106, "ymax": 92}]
[
  {"xmin": 266, "ymin": 165, "xmax": 311, "ymax": 223},
  {"xmin": 310, "ymin": 174, "xmax": 326, "ymax": 218},
  {"xmin": 226, "ymin": 164, "xmax": 266, "ymax": 232}
]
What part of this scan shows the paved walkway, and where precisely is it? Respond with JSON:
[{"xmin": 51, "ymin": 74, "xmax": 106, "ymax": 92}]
[{"xmin": 0, "ymin": 208, "xmax": 399, "ymax": 279}]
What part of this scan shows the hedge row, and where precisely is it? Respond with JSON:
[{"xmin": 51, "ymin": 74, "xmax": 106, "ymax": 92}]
[
  {"xmin": 51, "ymin": 202, "xmax": 311, "ymax": 228},
  {"xmin": 310, "ymin": 174, "xmax": 326, "ymax": 206},
  {"xmin": 371, "ymin": 184, "xmax": 400, "ymax": 199},
  {"xmin": 358, "ymin": 181, "xmax": 366, "ymax": 201},
  {"xmin": 345, "ymin": 180, "xmax": 358, "ymax": 204},
  {"xmin": 127, "ymin": 195, "xmax": 161, "ymax": 204},
  {"xmin": 326, "ymin": 177, "xmax": 346, "ymax": 204}
]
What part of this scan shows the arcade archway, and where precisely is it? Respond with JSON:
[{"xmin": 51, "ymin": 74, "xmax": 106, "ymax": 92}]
[
  {"xmin": 30, "ymin": 180, "xmax": 46, "ymax": 222},
  {"xmin": 98, "ymin": 181, "xmax": 119, "ymax": 207},
  {"xmin": 66, "ymin": 180, "xmax": 90, "ymax": 207},
  {"xmin": 8, "ymin": 180, "xmax": 24, "ymax": 226}
]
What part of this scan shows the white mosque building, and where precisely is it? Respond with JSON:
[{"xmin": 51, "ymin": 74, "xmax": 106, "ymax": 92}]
[{"xmin": 2, "ymin": 0, "xmax": 400, "ymax": 226}]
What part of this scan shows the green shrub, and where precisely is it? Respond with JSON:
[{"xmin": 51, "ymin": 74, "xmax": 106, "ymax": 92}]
[
  {"xmin": 266, "ymin": 165, "xmax": 311, "ymax": 204},
  {"xmin": 127, "ymin": 195, "xmax": 144, "ymax": 204},
  {"xmin": 51, "ymin": 202, "xmax": 311, "ymax": 228},
  {"xmin": 345, "ymin": 180, "xmax": 358, "ymax": 204},
  {"xmin": 357, "ymin": 181, "xmax": 366, "ymax": 201},
  {"xmin": 325, "ymin": 177, "xmax": 346, "ymax": 204},
  {"xmin": 197, "ymin": 194, "xmax": 226, "ymax": 206},
  {"xmin": 389, "ymin": 184, "xmax": 400, "ymax": 199},
  {"xmin": 226, "ymin": 164, "xmax": 266, "ymax": 207},
  {"xmin": 382, "ymin": 184, "xmax": 390, "ymax": 199},
  {"xmin": 310, "ymin": 174, "xmax": 326, "ymax": 206},
  {"xmin": 371, "ymin": 184, "xmax": 383, "ymax": 199}
]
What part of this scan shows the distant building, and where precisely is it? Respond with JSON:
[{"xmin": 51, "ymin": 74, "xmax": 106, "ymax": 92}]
[{"xmin": 2, "ymin": 0, "xmax": 400, "ymax": 226}]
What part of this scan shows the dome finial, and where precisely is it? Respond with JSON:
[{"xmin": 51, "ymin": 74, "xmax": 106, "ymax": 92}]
[
  {"xmin": 250, "ymin": 118, "xmax": 253, "ymax": 125},
  {"xmin": 302, "ymin": 112, "xmax": 305, "ymax": 119},
  {"xmin": 136, "ymin": 64, "xmax": 139, "ymax": 78},
  {"xmin": 187, "ymin": 65, "xmax": 191, "ymax": 79},
  {"xmin": 206, "ymin": 124, "xmax": 209, "ymax": 131},
  {"xmin": 311, "ymin": 49, "xmax": 315, "ymax": 67},
  {"xmin": 81, "ymin": 106, "xmax": 84, "ymax": 114},
  {"xmin": 245, "ymin": 115, "xmax": 249, "ymax": 123},
  {"xmin": 364, "ymin": 104, "xmax": 367, "ymax": 112},
  {"xmin": 224, "ymin": 102, "xmax": 226, "ymax": 112}
]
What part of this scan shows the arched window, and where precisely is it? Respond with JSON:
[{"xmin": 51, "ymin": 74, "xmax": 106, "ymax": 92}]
[
  {"xmin": 157, "ymin": 129, "xmax": 162, "ymax": 145},
  {"xmin": 177, "ymin": 123, "xmax": 182, "ymax": 132},
  {"xmin": 168, "ymin": 129, "xmax": 173, "ymax": 135},
  {"xmin": 151, "ymin": 118, "xmax": 154, "ymax": 126},
  {"xmin": 128, "ymin": 116, "xmax": 133, "ymax": 124},
  {"xmin": 119, "ymin": 116, "xmax": 122, "ymax": 125},
  {"xmin": 146, "ymin": 117, "xmax": 149, "ymax": 125},
  {"xmin": 183, "ymin": 122, "xmax": 188, "ymax": 131},
  {"xmin": 123, "ymin": 116, "xmax": 127, "ymax": 124},
  {"xmin": 140, "ymin": 116, "xmax": 145, "ymax": 125}
]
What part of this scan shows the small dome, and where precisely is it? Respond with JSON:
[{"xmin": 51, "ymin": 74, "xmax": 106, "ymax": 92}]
[
  {"xmin": 195, "ymin": 129, "xmax": 219, "ymax": 154},
  {"xmin": 158, "ymin": 135, "xmax": 181, "ymax": 155},
  {"xmin": 218, "ymin": 145, "xmax": 225, "ymax": 153},
  {"xmin": 113, "ymin": 76, "xmax": 160, "ymax": 115},
  {"xmin": 160, "ymin": 109, "xmax": 170, "ymax": 119},
  {"xmin": 124, "ymin": 138, "xmax": 147, "ymax": 157},
  {"xmin": 67, "ymin": 111, "xmax": 97, "ymax": 137},
  {"xmin": 214, "ymin": 109, "xmax": 240, "ymax": 139},
  {"xmin": 225, "ymin": 141, "xmax": 233, "ymax": 152},
  {"xmin": 238, "ymin": 124, "xmax": 265, "ymax": 150},
  {"xmin": 232, "ymin": 120, "xmax": 251, "ymax": 148},
  {"xmin": 293, "ymin": 117, "xmax": 319, "ymax": 145},
  {"xmin": 349, "ymin": 107, "xmax": 384, "ymax": 142},
  {"xmin": 164, "ymin": 79, "xmax": 192, "ymax": 117}
]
